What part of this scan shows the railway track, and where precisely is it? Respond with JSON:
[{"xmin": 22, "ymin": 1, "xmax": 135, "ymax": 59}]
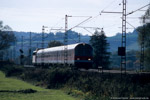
[
  {"xmin": 24, "ymin": 65, "xmax": 150, "ymax": 74},
  {"xmin": 79, "ymin": 68, "xmax": 150, "ymax": 74},
  {"xmin": 24, "ymin": 65, "xmax": 35, "ymax": 68}
]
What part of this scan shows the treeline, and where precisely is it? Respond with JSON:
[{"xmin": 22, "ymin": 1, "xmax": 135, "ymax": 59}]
[{"xmin": 13, "ymin": 30, "xmax": 88, "ymax": 43}]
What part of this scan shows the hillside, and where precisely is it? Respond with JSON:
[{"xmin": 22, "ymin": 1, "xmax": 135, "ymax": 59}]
[
  {"xmin": 2, "ymin": 30, "xmax": 139, "ymax": 62},
  {"xmin": 13, "ymin": 29, "xmax": 139, "ymax": 52},
  {"xmin": 108, "ymin": 30, "xmax": 139, "ymax": 52}
]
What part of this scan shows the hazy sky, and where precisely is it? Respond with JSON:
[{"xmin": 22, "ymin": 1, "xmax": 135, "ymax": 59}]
[{"xmin": 0, "ymin": 0, "xmax": 149, "ymax": 36}]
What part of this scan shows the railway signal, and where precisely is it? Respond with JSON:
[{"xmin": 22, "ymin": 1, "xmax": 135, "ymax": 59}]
[{"xmin": 20, "ymin": 36, "xmax": 24, "ymax": 65}]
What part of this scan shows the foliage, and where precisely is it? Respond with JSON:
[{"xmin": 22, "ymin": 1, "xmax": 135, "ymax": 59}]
[
  {"xmin": 144, "ymin": 48, "xmax": 150, "ymax": 70},
  {"xmin": 20, "ymin": 67, "xmax": 73, "ymax": 89},
  {"xmin": 137, "ymin": 23, "xmax": 150, "ymax": 70},
  {"xmin": 111, "ymin": 50, "xmax": 138, "ymax": 70},
  {"xmin": 48, "ymin": 40, "xmax": 63, "ymax": 48},
  {"xmin": 47, "ymin": 67, "xmax": 73, "ymax": 89},
  {"xmin": 137, "ymin": 5, "xmax": 150, "ymax": 71},
  {"xmin": 20, "ymin": 67, "xmax": 150, "ymax": 99},
  {"xmin": 110, "ymin": 52, "xmax": 120, "ymax": 69},
  {"xmin": 0, "ymin": 21, "xmax": 16, "ymax": 51},
  {"xmin": 137, "ymin": 24, "xmax": 150, "ymax": 47},
  {"xmin": 0, "ymin": 64, "xmax": 24, "ymax": 77},
  {"xmin": 90, "ymin": 30, "xmax": 110, "ymax": 69}
]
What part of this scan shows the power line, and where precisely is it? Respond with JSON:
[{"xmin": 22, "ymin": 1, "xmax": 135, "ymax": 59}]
[
  {"xmin": 76, "ymin": 26, "xmax": 102, "ymax": 35},
  {"xmin": 101, "ymin": 0, "xmax": 120, "ymax": 12},
  {"xmin": 126, "ymin": 3, "xmax": 150, "ymax": 16},
  {"xmin": 68, "ymin": 16, "xmax": 92, "ymax": 31},
  {"xmin": 51, "ymin": 18, "xmax": 65, "ymax": 30}
]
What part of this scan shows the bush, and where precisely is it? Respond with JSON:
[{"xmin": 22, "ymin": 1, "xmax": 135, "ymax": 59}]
[
  {"xmin": 47, "ymin": 67, "xmax": 74, "ymax": 89},
  {"xmin": 0, "ymin": 64, "xmax": 24, "ymax": 77}
]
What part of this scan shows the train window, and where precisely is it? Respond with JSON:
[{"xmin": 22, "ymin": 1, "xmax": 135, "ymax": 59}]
[{"xmin": 75, "ymin": 45, "xmax": 92, "ymax": 56}]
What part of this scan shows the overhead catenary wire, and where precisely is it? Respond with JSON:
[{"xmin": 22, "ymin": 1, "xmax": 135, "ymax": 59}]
[
  {"xmin": 126, "ymin": 3, "xmax": 150, "ymax": 16},
  {"xmin": 68, "ymin": 16, "xmax": 92, "ymax": 31},
  {"xmin": 101, "ymin": 0, "xmax": 120, "ymax": 12},
  {"xmin": 51, "ymin": 18, "xmax": 65, "ymax": 29},
  {"xmin": 79, "ymin": 0, "xmax": 122, "ymax": 28}
]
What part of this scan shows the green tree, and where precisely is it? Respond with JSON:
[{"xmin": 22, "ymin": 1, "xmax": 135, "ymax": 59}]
[
  {"xmin": 137, "ymin": 24, "xmax": 150, "ymax": 48},
  {"xmin": 137, "ymin": 23, "xmax": 150, "ymax": 70},
  {"xmin": 90, "ymin": 29, "xmax": 110, "ymax": 69},
  {"xmin": 0, "ymin": 21, "xmax": 16, "ymax": 51},
  {"xmin": 48, "ymin": 40, "xmax": 63, "ymax": 48},
  {"xmin": 137, "ymin": 5, "xmax": 150, "ymax": 70}
]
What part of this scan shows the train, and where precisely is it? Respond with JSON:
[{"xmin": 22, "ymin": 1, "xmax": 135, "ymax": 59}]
[{"xmin": 32, "ymin": 43, "xmax": 93, "ymax": 69}]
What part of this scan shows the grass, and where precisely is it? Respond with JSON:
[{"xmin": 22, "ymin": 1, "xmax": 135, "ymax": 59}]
[{"xmin": 0, "ymin": 71, "xmax": 78, "ymax": 100}]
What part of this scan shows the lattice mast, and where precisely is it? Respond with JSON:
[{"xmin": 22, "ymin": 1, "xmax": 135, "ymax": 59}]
[
  {"xmin": 120, "ymin": 0, "xmax": 127, "ymax": 74},
  {"xmin": 140, "ymin": 18, "xmax": 146, "ymax": 71},
  {"xmin": 29, "ymin": 32, "xmax": 32, "ymax": 65},
  {"xmin": 41, "ymin": 26, "xmax": 45, "ymax": 65},
  {"xmin": 64, "ymin": 15, "xmax": 68, "ymax": 64}
]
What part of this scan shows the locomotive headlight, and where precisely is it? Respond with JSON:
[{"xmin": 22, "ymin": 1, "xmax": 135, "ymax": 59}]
[
  {"xmin": 77, "ymin": 58, "xmax": 80, "ymax": 60},
  {"xmin": 88, "ymin": 58, "xmax": 91, "ymax": 60}
]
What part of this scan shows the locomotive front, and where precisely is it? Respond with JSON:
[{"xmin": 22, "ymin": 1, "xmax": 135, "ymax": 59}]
[{"xmin": 74, "ymin": 43, "xmax": 93, "ymax": 69}]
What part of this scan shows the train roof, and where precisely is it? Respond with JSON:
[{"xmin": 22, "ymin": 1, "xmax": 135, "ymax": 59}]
[{"xmin": 36, "ymin": 43, "xmax": 88, "ymax": 54}]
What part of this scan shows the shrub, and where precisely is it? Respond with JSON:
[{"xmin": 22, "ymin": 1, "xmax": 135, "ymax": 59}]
[
  {"xmin": 0, "ymin": 65, "xmax": 24, "ymax": 77},
  {"xmin": 47, "ymin": 67, "xmax": 74, "ymax": 89}
]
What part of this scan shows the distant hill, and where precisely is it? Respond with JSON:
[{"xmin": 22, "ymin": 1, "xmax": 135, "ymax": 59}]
[
  {"xmin": 7, "ymin": 30, "xmax": 139, "ymax": 60},
  {"xmin": 107, "ymin": 30, "xmax": 139, "ymax": 52}
]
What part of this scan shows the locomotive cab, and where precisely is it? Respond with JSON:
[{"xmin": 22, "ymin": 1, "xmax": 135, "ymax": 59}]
[{"xmin": 74, "ymin": 43, "xmax": 93, "ymax": 69}]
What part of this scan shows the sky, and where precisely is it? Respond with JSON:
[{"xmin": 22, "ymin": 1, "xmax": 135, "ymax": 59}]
[{"xmin": 0, "ymin": 0, "xmax": 150, "ymax": 36}]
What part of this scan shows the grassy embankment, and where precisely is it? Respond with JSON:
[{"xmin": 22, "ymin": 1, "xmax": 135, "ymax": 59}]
[
  {"xmin": 0, "ymin": 71, "xmax": 77, "ymax": 100},
  {"xmin": 1, "ymin": 64, "xmax": 150, "ymax": 100}
]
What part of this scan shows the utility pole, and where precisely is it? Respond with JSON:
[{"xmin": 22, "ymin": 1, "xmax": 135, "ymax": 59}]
[
  {"xmin": 29, "ymin": 32, "xmax": 32, "ymax": 65},
  {"xmin": 140, "ymin": 17, "xmax": 146, "ymax": 72},
  {"xmin": 140, "ymin": 29, "xmax": 145, "ymax": 72},
  {"xmin": 64, "ymin": 15, "xmax": 68, "ymax": 65},
  {"xmin": 121, "ymin": 0, "xmax": 127, "ymax": 75},
  {"xmin": 41, "ymin": 26, "xmax": 45, "ymax": 66}
]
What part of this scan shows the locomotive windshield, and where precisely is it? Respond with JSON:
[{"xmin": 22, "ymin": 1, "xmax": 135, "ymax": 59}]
[{"xmin": 75, "ymin": 44, "xmax": 93, "ymax": 56}]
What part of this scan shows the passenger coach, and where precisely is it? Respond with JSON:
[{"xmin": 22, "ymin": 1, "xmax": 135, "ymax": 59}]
[{"xmin": 32, "ymin": 43, "xmax": 93, "ymax": 69}]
